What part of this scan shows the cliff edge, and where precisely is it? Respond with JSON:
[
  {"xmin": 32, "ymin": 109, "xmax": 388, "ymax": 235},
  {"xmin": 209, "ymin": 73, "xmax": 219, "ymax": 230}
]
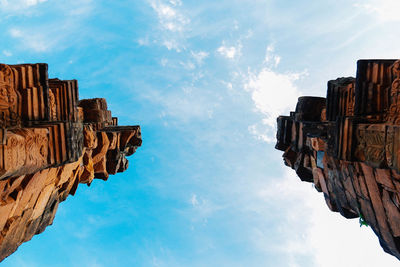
[
  {"xmin": 0, "ymin": 63, "xmax": 141, "ymax": 261},
  {"xmin": 276, "ymin": 59, "xmax": 400, "ymax": 260}
]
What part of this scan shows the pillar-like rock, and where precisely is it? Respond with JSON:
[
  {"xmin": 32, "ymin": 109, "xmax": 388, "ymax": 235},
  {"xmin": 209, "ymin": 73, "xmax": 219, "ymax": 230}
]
[
  {"xmin": 0, "ymin": 63, "xmax": 141, "ymax": 261},
  {"xmin": 276, "ymin": 59, "xmax": 400, "ymax": 260}
]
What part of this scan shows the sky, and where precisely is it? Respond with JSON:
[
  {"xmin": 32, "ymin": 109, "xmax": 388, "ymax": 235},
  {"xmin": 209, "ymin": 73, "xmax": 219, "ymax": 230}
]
[{"xmin": 1, "ymin": 0, "xmax": 400, "ymax": 266}]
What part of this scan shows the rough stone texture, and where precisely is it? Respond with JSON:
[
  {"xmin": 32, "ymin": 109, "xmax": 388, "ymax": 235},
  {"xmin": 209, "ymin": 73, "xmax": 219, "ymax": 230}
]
[
  {"xmin": 276, "ymin": 59, "xmax": 400, "ymax": 260},
  {"xmin": 0, "ymin": 63, "xmax": 141, "ymax": 261}
]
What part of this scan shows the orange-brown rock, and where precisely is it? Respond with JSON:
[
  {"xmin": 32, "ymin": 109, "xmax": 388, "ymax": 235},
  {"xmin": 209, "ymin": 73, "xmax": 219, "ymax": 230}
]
[
  {"xmin": 0, "ymin": 63, "xmax": 141, "ymax": 261},
  {"xmin": 276, "ymin": 59, "xmax": 400, "ymax": 260}
]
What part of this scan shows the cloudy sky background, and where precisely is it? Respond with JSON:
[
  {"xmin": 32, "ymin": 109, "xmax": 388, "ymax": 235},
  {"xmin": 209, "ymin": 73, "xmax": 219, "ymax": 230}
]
[{"xmin": 1, "ymin": 0, "xmax": 400, "ymax": 266}]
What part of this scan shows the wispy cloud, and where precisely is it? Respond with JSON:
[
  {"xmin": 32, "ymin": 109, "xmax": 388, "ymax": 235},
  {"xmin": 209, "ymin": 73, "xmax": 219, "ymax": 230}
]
[
  {"xmin": 143, "ymin": 87, "xmax": 215, "ymax": 122},
  {"xmin": 9, "ymin": 28, "xmax": 54, "ymax": 52},
  {"xmin": 138, "ymin": 36, "xmax": 151, "ymax": 46},
  {"xmin": 191, "ymin": 51, "xmax": 209, "ymax": 66},
  {"xmin": 148, "ymin": 0, "xmax": 189, "ymax": 51},
  {"xmin": 264, "ymin": 44, "xmax": 281, "ymax": 67},
  {"xmin": 189, "ymin": 193, "xmax": 223, "ymax": 224},
  {"xmin": 355, "ymin": 0, "xmax": 400, "ymax": 22},
  {"xmin": 7, "ymin": 0, "xmax": 93, "ymax": 53},
  {"xmin": 150, "ymin": 0, "xmax": 188, "ymax": 32},
  {"xmin": 162, "ymin": 39, "xmax": 182, "ymax": 52},
  {"xmin": 2, "ymin": 50, "xmax": 12, "ymax": 57},
  {"xmin": 0, "ymin": 0, "xmax": 47, "ymax": 11}
]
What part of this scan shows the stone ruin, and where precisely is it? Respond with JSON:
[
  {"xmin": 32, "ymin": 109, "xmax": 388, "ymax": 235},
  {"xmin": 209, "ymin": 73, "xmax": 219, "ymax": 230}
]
[
  {"xmin": 0, "ymin": 63, "xmax": 142, "ymax": 261},
  {"xmin": 275, "ymin": 59, "xmax": 400, "ymax": 260}
]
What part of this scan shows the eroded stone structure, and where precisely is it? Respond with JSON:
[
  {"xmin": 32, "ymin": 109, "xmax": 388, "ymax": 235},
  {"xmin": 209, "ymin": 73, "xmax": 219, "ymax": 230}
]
[
  {"xmin": 0, "ymin": 63, "xmax": 141, "ymax": 261},
  {"xmin": 276, "ymin": 59, "xmax": 400, "ymax": 260}
]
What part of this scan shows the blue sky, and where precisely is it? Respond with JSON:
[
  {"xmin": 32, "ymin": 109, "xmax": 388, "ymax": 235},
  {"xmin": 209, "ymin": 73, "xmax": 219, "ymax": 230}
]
[{"xmin": 1, "ymin": 0, "xmax": 400, "ymax": 266}]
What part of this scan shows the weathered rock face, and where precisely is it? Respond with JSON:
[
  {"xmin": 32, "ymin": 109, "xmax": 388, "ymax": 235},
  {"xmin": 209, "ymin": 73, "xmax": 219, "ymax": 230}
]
[
  {"xmin": 276, "ymin": 59, "xmax": 400, "ymax": 260},
  {"xmin": 0, "ymin": 63, "xmax": 141, "ymax": 261}
]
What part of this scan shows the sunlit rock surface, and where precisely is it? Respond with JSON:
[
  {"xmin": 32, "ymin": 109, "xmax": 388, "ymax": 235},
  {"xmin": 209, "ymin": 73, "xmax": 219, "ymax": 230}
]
[{"xmin": 0, "ymin": 63, "xmax": 141, "ymax": 261}]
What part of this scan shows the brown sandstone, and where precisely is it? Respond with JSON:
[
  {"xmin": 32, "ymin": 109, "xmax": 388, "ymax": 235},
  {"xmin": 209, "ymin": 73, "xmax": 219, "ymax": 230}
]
[
  {"xmin": 0, "ymin": 63, "xmax": 141, "ymax": 261},
  {"xmin": 276, "ymin": 59, "xmax": 400, "ymax": 260}
]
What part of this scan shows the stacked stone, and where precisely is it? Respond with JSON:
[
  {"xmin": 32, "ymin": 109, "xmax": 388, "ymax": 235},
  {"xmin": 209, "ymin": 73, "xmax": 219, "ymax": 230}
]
[
  {"xmin": 0, "ymin": 63, "xmax": 141, "ymax": 261},
  {"xmin": 276, "ymin": 59, "xmax": 400, "ymax": 260}
]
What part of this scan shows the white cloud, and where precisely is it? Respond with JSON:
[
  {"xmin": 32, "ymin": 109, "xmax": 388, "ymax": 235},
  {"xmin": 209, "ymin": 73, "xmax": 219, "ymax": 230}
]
[
  {"xmin": 163, "ymin": 39, "xmax": 181, "ymax": 52},
  {"xmin": 233, "ymin": 20, "xmax": 239, "ymax": 30},
  {"xmin": 255, "ymin": 169, "xmax": 399, "ymax": 266},
  {"xmin": 180, "ymin": 60, "xmax": 195, "ymax": 70},
  {"xmin": 189, "ymin": 193, "xmax": 223, "ymax": 223},
  {"xmin": 2, "ymin": 50, "xmax": 12, "ymax": 57},
  {"xmin": 0, "ymin": 0, "xmax": 47, "ymax": 9},
  {"xmin": 160, "ymin": 58, "xmax": 168, "ymax": 66},
  {"xmin": 0, "ymin": 0, "xmax": 48, "ymax": 14},
  {"xmin": 9, "ymin": 28, "xmax": 22, "ymax": 38},
  {"xmin": 191, "ymin": 51, "xmax": 209, "ymax": 65},
  {"xmin": 142, "ymin": 86, "xmax": 215, "ymax": 122},
  {"xmin": 9, "ymin": 28, "xmax": 52, "ymax": 52},
  {"xmin": 216, "ymin": 30, "xmax": 252, "ymax": 60},
  {"xmin": 147, "ymin": 0, "xmax": 190, "ymax": 52},
  {"xmin": 264, "ymin": 44, "xmax": 281, "ymax": 67},
  {"xmin": 246, "ymin": 69, "xmax": 302, "ymax": 126},
  {"xmin": 190, "ymin": 194, "xmax": 199, "ymax": 206},
  {"xmin": 221, "ymin": 81, "xmax": 233, "ymax": 90},
  {"xmin": 355, "ymin": 0, "xmax": 400, "ymax": 21},
  {"xmin": 248, "ymin": 120, "xmax": 275, "ymax": 143},
  {"xmin": 137, "ymin": 37, "xmax": 150, "ymax": 46},
  {"xmin": 217, "ymin": 43, "xmax": 242, "ymax": 60},
  {"xmin": 245, "ymin": 67, "xmax": 303, "ymax": 142},
  {"xmin": 243, "ymin": 45, "xmax": 306, "ymax": 142},
  {"xmin": 68, "ymin": 0, "xmax": 93, "ymax": 16},
  {"xmin": 25, "ymin": 0, "xmax": 47, "ymax": 6},
  {"xmin": 174, "ymin": 51, "xmax": 209, "ymax": 70},
  {"xmin": 6, "ymin": 0, "xmax": 93, "ymax": 53},
  {"xmin": 150, "ymin": 0, "xmax": 189, "ymax": 33},
  {"xmin": 168, "ymin": 0, "xmax": 182, "ymax": 6}
]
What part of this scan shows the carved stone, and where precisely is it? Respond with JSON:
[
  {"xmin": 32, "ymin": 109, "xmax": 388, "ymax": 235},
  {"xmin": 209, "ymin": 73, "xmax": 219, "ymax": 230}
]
[
  {"xmin": 0, "ymin": 63, "xmax": 142, "ymax": 261},
  {"xmin": 276, "ymin": 59, "xmax": 400, "ymax": 260}
]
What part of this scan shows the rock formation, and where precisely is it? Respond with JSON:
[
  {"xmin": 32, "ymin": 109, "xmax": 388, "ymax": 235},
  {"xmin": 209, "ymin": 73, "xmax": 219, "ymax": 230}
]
[
  {"xmin": 276, "ymin": 59, "xmax": 400, "ymax": 260},
  {"xmin": 0, "ymin": 63, "xmax": 142, "ymax": 261}
]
